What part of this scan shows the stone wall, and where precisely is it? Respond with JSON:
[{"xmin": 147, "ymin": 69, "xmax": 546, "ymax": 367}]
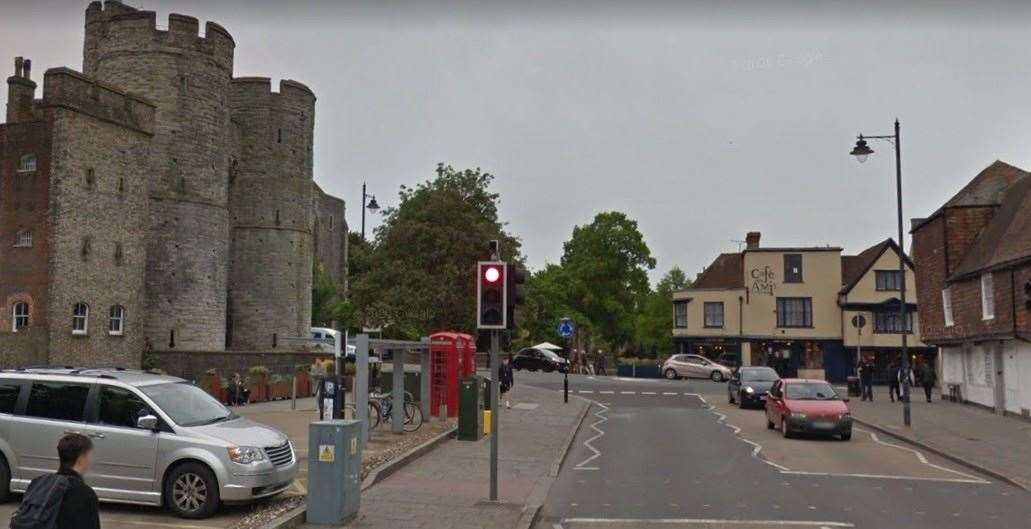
[
  {"xmin": 150, "ymin": 349, "xmax": 333, "ymax": 383},
  {"xmin": 313, "ymin": 184, "xmax": 347, "ymax": 284},
  {"xmin": 84, "ymin": 1, "xmax": 235, "ymax": 352},
  {"xmin": 0, "ymin": 327, "xmax": 48, "ymax": 368}
]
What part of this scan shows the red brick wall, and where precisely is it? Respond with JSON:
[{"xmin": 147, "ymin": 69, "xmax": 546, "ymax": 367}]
[
  {"xmin": 0, "ymin": 120, "xmax": 51, "ymax": 335},
  {"xmin": 944, "ymin": 206, "xmax": 996, "ymax": 273},
  {"xmin": 913, "ymin": 215, "xmax": 947, "ymax": 340}
]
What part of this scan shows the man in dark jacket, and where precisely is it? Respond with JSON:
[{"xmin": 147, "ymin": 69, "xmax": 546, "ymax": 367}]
[
  {"xmin": 500, "ymin": 356, "xmax": 515, "ymax": 409},
  {"xmin": 56, "ymin": 433, "xmax": 101, "ymax": 529},
  {"xmin": 858, "ymin": 359, "xmax": 875, "ymax": 401},
  {"xmin": 918, "ymin": 360, "xmax": 937, "ymax": 403}
]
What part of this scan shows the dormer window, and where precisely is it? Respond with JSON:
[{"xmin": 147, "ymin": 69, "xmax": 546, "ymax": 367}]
[{"xmin": 17, "ymin": 154, "xmax": 36, "ymax": 173}]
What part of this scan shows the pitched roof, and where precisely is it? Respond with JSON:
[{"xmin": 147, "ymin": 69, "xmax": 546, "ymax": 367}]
[
  {"xmin": 914, "ymin": 161, "xmax": 1030, "ymax": 233},
  {"xmin": 840, "ymin": 238, "xmax": 911, "ymax": 294},
  {"xmin": 692, "ymin": 253, "xmax": 743, "ymax": 289},
  {"xmin": 951, "ymin": 175, "xmax": 1031, "ymax": 279}
]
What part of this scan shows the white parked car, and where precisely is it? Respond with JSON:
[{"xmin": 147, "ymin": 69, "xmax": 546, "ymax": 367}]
[{"xmin": 310, "ymin": 328, "xmax": 380, "ymax": 363}]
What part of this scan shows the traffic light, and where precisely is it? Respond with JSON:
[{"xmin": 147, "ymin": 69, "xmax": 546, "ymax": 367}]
[
  {"xmin": 477, "ymin": 261, "xmax": 507, "ymax": 329},
  {"xmin": 507, "ymin": 264, "xmax": 527, "ymax": 329}
]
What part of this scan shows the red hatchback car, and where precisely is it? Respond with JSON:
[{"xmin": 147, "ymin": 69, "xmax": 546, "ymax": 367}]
[{"xmin": 765, "ymin": 378, "xmax": 853, "ymax": 441}]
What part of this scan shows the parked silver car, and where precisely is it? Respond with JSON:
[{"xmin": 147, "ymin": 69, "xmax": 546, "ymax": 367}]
[
  {"xmin": 0, "ymin": 368, "xmax": 296, "ymax": 519},
  {"xmin": 662, "ymin": 354, "xmax": 733, "ymax": 382}
]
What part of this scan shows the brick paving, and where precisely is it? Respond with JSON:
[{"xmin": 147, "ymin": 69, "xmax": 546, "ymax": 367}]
[
  {"xmin": 306, "ymin": 384, "xmax": 589, "ymax": 529},
  {"xmin": 849, "ymin": 394, "xmax": 1031, "ymax": 490}
]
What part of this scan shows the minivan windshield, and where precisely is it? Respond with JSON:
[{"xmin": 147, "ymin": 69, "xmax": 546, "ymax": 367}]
[{"xmin": 141, "ymin": 382, "xmax": 235, "ymax": 427}]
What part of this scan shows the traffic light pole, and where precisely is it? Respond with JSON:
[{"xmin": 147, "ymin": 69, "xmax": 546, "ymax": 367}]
[{"xmin": 489, "ymin": 330, "xmax": 500, "ymax": 501}]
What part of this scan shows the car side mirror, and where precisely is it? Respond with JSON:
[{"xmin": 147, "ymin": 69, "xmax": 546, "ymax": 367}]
[{"xmin": 137, "ymin": 414, "xmax": 159, "ymax": 431}]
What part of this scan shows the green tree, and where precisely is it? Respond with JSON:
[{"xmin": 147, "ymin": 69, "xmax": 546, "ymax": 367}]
[
  {"xmin": 351, "ymin": 164, "xmax": 521, "ymax": 338},
  {"xmin": 560, "ymin": 211, "xmax": 655, "ymax": 351},
  {"xmin": 311, "ymin": 262, "xmax": 351, "ymax": 328},
  {"xmin": 636, "ymin": 267, "xmax": 690, "ymax": 355}
]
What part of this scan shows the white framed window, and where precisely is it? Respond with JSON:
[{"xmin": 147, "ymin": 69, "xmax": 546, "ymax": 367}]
[
  {"xmin": 12, "ymin": 302, "xmax": 29, "ymax": 332},
  {"xmin": 17, "ymin": 154, "xmax": 37, "ymax": 173},
  {"xmin": 981, "ymin": 273, "xmax": 995, "ymax": 320},
  {"xmin": 109, "ymin": 305, "xmax": 125, "ymax": 336},
  {"xmin": 942, "ymin": 287, "xmax": 954, "ymax": 327},
  {"xmin": 13, "ymin": 230, "xmax": 32, "ymax": 248},
  {"xmin": 72, "ymin": 303, "xmax": 89, "ymax": 335}
]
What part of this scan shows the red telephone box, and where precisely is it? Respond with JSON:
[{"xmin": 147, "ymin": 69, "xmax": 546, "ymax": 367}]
[{"xmin": 430, "ymin": 331, "xmax": 477, "ymax": 418}]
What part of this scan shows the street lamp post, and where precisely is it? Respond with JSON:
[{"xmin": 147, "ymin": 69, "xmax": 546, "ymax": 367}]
[
  {"xmin": 850, "ymin": 118, "xmax": 911, "ymax": 427},
  {"xmin": 361, "ymin": 182, "xmax": 380, "ymax": 240}
]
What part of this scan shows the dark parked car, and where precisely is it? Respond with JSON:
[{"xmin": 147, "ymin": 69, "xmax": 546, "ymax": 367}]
[
  {"xmin": 765, "ymin": 379, "xmax": 853, "ymax": 441},
  {"xmin": 512, "ymin": 348, "xmax": 568, "ymax": 373},
  {"xmin": 728, "ymin": 366, "xmax": 780, "ymax": 408}
]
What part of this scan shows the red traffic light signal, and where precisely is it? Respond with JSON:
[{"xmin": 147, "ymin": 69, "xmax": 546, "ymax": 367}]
[{"xmin": 477, "ymin": 262, "xmax": 507, "ymax": 329}]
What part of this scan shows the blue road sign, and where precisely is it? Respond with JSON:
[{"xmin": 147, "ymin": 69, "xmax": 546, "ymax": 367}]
[{"xmin": 558, "ymin": 319, "xmax": 575, "ymax": 338}]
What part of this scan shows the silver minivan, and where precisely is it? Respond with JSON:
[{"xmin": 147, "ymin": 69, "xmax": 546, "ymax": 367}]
[{"xmin": 0, "ymin": 368, "xmax": 297, "ymax": 519}]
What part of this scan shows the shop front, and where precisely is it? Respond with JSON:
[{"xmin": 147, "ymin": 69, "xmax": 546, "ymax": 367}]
[
  {"xmin": 748, "ymin": 339, "xmax": 851, "ymax": 383},
  {"xmin": 673, "ymin": 337, "xmax": 742, "ymax": 367},
  {"xmin": 846, "ymin": 346, "xmax": 938, "ymax": 384}
]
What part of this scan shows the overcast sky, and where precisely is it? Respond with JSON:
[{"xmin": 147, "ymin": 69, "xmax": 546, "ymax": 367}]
[{"xmin": 5, "ymin": 1, "xmax": 1031, "ymax": 284}]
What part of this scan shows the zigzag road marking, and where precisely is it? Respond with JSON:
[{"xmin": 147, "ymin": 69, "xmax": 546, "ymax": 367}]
[{"xmin": 575, "ymin": 401, "xmax": 610, "ymax": 470}]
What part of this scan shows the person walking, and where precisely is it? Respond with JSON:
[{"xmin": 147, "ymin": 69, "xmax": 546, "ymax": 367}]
[
  {"xmin": 894, "ymin": 362, "xmax": 915, "ymax": 403},
  {"xmin": 918, "ymin": 359, "xmax": 937, "ymax": 403},
  {"xmin": 500, "ymin": 355, "xmax": 514, "ymax": 409},
  {"xmin": 887, "ymin": 361, "xmax": 901, "ymax": 402},
  {"xmin": 595, "ymin": 352, "xmax": 607, "ymax": 376},
  {"xmin": 858, "ymin": 359, "xmax": 875, "ymax": 401},
  {"xmin": 10, "ymin": 433, "xmax": 101, "ymax": 529}
]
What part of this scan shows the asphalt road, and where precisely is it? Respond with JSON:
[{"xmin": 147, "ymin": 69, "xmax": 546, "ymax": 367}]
[{"xmin": 520, "ymin": 371, "xmax": 1031, "ymax": 529}]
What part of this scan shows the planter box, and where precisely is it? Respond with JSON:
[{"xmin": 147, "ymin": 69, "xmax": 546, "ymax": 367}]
[
  {"xmin": 295, "ymin": 369, "xmax": 312, "ymax": 397},
  {"xmin": 248, "ymin": 375, "xmax": 269, "ymax": 403},
  {"xmin": 268, "ymin": 381, "xmax": 292, "ymax": 400}
]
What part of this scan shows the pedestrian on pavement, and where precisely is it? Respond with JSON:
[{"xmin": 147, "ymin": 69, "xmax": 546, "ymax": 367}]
[
  {"xmin": 888, "ymin": 361, "xmax": 901, "ymax": 402},
  {"xmin": 229, "ymin": 373, "xmax": 248, "ymax": 406},
  {"xmin": 859, "ymin": 358, "xmax": 874, "ymax": 401},
  {"xmin": 595, "ymin": 352, "xmax": 607, "ymax": 376},
  {"xmin": 918, "ymin": 359, "xmax": 937, "ymax": 403},
  {"xmin": 500, "ymin": 355, "xmax": 514, "ymax": 409},
  {"xmin": 896, "ymin": 362, "xmax": 915, "ymax": 403},
  {"xmin": 10, "ymin": 433, "xmax": 101, "ymax": 529}
]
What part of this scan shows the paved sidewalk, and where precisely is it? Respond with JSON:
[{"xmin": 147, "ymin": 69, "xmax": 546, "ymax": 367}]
[
  {"xmin": 309, "ymin": 383, "xmax": 589, "ymax": 529},
  {"xmin": 849, "ymin": 395, "xmax": 1031, "ymax": 491}
]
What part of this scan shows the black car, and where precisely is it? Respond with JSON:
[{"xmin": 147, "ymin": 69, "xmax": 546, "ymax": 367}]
[
  {"xmin": 512, "ymin": 348, "xmax": 568, "ymax": 373},
  {"xmin": 728, "ymin": 366, "xmax": 780, "ymax": 408}
]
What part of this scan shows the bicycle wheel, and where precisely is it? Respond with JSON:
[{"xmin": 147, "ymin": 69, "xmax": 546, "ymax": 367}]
[
  {"xmin": 368, "ymin": 401, "xmax": 382, "ymax": 430},
  {"xmin": 402, "ymin": 401, "xmax": 423, "ymax": 432}
]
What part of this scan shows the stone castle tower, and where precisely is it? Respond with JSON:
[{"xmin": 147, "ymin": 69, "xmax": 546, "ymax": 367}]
[{"xmin": 77, "ymin": 0, "xmax": 322, "ymax": 352}]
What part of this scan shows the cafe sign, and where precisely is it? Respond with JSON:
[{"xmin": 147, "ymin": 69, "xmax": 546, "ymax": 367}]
[{"xmin": 751, "ymin": 266, "xmax": 776, "ymax": 296}]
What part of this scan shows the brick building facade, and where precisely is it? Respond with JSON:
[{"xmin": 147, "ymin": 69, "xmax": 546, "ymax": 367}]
[
  {"xmin": 0, "ymin": 1, "xmax": 348, "ymax": 368},
  {"xmin": 912, "ymin": 160, "xmax": 1031, "ymax": 416}
]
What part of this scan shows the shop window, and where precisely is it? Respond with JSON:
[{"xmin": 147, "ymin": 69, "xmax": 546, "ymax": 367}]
[
  {"xmin": 703, "ymin": 302, "xmax": 724, "ymax": 328},
  {"xmin": 72, "ymin": 303, "xmax": 89, "ymax": 335},
  {"xmin": 981, "ymin": 273, "xmax": 995, "ymax": 320},
  {"xmin": 874, "ymin": 310, "xmax": 912, "ymax": 333},
  {"xmin": 801, "ymin": 342, "xmax": 823, "ymax": 369},
  {"xmin": 673, "ymin": 301, "xmax": 688, "ymax": 329},
  {"xmin": 875, "ymin": 270, "xmax": 902, "ymax": 291},
  {"xmin": 12, "ymin": 302, "xmax": 29, "ymax": 332},
  {"xmin": 784, "ymin": 254, "xmax": 803, "ymax": 283},
  {"xmin": 17, "ymin": 154, "xmax": 37, "ymax": 173},
  {"xmin": 109, "ymin": 305, "xmax": 125, "ymax": 335},
  {"xmin": 776, "ymin": 297, "xmax": 812, "ymax": 328}
]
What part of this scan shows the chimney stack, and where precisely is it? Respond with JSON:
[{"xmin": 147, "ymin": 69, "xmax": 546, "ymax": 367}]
[
  {"xmin": 745, "ymin": 231, "xmax": 761, "ymax": 250},
  {"xmin": 7, "ymin": 56, "xmax": 37, "ymax": 123}
]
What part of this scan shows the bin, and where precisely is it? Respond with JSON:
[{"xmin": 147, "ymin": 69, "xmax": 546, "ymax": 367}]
[
  {"xmin": 458, "ymin": 375, "xmax": 484, "ymax": 441},
  {"xmin": 846, "ymin": 376, "xmax": 861, "ymax": 397}
]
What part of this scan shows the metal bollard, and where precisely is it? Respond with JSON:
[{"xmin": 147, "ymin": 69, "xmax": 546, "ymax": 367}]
[{"xmin": 291, "ymin": 375, "xmax": 297, "ymax": 411}]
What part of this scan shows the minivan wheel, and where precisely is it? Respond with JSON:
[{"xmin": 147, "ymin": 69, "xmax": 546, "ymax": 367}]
[
  {"xmin": 166, "ymin": 463, "xmax": 220, "ymax": 519},
  {"xmin": 710, "ymin": 371, "xmax": 724, "ymax": 382},
  {"xmin": 664, "ymin": 368, "xmax": 678, "ymax": 380},
  {"xmin": 0, "ymin": 455, "xmax": 10, "ymax": 503}
]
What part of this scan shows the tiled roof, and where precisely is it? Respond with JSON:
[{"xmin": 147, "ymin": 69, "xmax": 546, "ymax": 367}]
[
  {"xmin": 840, "ymin": 238, "xmax": 910, "ymax": 294},
  {"xmin": 692, "ymin": 253, "xmax": 743, "ymax": 289},
  {"xmin": 912, "ymin": 160, "xmax": 1030, "ymax": 233},
  {"xmin": 951, "ymin": 175, "xmax": 1031, "ymax": 279}
]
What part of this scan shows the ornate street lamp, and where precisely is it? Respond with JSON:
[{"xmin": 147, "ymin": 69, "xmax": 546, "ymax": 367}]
[
  {"xmin": 849, "ymin": 118, "xmax": 912, "ymax": 427},
  {"xmin": 361, "ymin": 182, "xmax": 380, "ymax": 240}
]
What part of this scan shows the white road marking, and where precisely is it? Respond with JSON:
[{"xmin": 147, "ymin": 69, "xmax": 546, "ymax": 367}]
[
  {"xmin": 561, "ymin": 518, "xmax": 854, "ymax": 527},
  {"xmin": 663, "ymin": 392, "xmax": 679, "ymax": 395},
  {"xmin": 706, "ymin": 402, "xmax": 789, "ymax": 472},
  {"xmin": 575, "ymin": 402, "xmax": 610, "ymax": 470},
  {"xmin": 578, "ymin": 390, "xmax": 594, "ymax": 394},
  {"xmin": 620, "ymin": 391, "xmax": 636, "ymax": 395},
  {"xmin": 642, "ymin": 391, "xmax": 657, "ymax": 395},
  {"xmin": 779, "ymin": 470, "xmax": 988, "ymax": 484},
  {"xmin": 856, "ymin": 427, "xmax": 990, "ymax": 483},
  {"xmin": 599, "ymin": 390, "xmax": 614, "ymax": 394}
]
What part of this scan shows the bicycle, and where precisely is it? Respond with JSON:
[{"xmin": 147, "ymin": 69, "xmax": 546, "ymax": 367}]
[
  {"xmin": 343, "ymin": 401, "xmax": 381, "ymax": 430},
  {"xmin": 369, "ymin": 390, "xmax": 423, "ymax": 432}
]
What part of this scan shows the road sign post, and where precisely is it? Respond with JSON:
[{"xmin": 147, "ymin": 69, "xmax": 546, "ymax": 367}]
[{"xmin": 558, "ymin": 318, "xmax": 575, "ymax": 404}]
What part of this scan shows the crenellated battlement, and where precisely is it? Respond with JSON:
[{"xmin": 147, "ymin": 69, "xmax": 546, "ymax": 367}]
[
  {"xmin": 38, "ymin": 67, "xmax": 155, "ymax": 135},
  {"xmin": 231, "ymin": 77, "xmax": 316, "ymax": 106},
  {"xmin": 84, "ymin": 1, "xmax": 235, "ymax": 74}
]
